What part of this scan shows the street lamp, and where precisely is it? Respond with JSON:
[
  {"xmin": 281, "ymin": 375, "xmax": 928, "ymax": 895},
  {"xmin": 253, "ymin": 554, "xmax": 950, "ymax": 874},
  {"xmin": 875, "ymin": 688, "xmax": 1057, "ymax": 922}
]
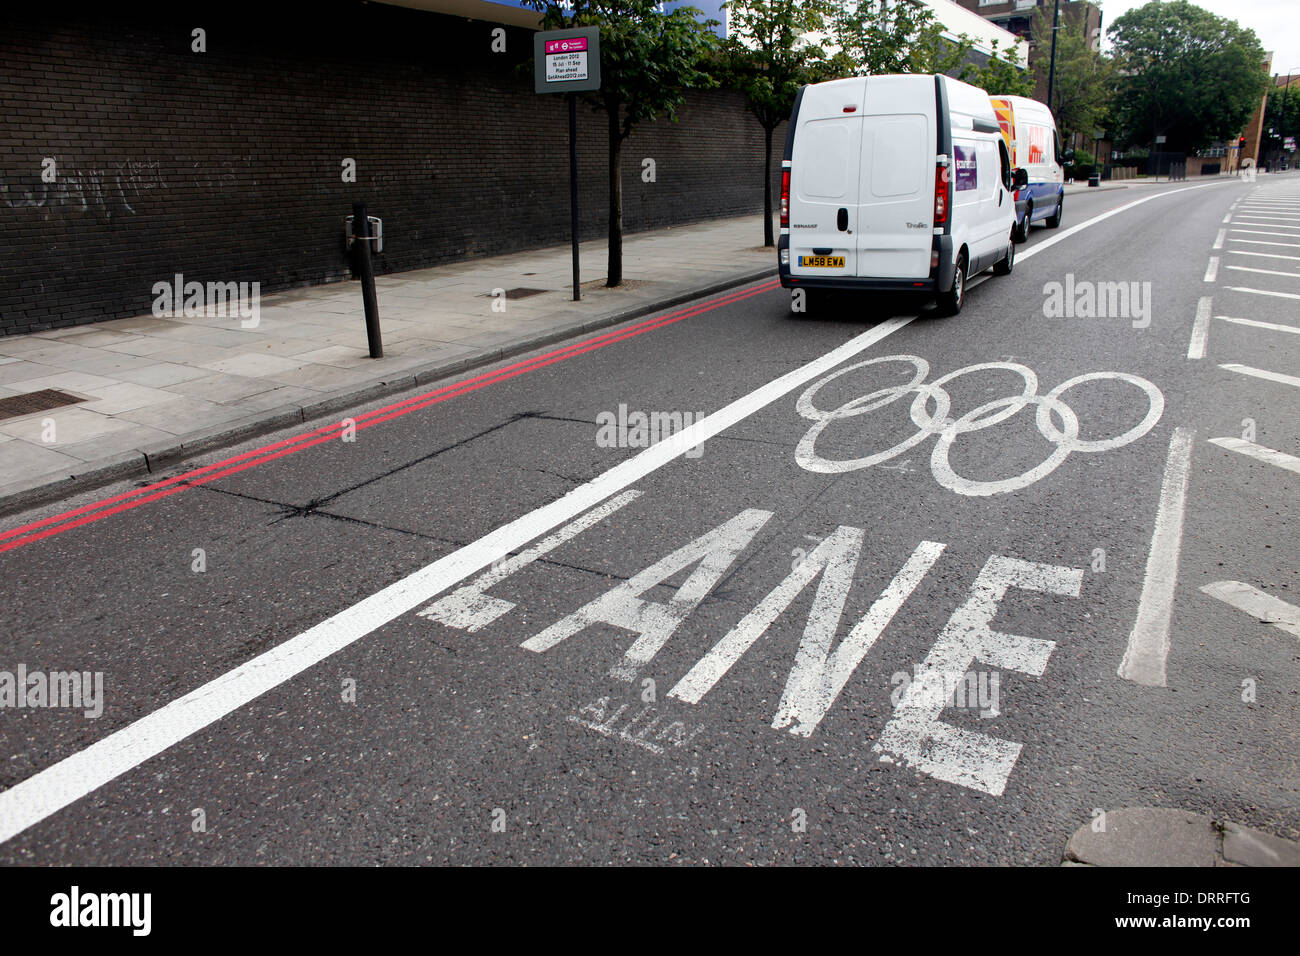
[{"xmin": 1046, "ymin": 0, "xmax": 1061, "ymax": 112}]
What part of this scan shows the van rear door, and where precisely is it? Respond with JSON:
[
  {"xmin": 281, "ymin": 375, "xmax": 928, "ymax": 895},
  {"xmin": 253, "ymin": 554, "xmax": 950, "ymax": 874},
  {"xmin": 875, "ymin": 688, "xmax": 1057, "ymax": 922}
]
[
  {"xmin": 788, "ymin": 79, "xmax": 867, "ymax": 279},
  {"xmin": 856, "ymin": 76, "xmax": 933, "ymax": 280}
]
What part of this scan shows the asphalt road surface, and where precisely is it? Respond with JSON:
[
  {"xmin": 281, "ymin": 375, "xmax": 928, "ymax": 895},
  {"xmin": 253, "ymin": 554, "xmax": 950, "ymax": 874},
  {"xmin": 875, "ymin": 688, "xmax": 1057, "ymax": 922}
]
[{"xmin": 1, "ymin": 173, "xmax": 1297, "ymax": 865}]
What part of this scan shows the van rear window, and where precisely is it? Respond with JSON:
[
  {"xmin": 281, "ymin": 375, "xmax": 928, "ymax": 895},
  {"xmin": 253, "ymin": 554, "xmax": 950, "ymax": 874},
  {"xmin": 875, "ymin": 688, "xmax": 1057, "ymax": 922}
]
[
  {"xmin": 795, "ymin": 121, "xmax": 852, "ymax": 199},
  {"xmin": 867, "ymin": 115, "xmax": 925, "ymax": 198}
]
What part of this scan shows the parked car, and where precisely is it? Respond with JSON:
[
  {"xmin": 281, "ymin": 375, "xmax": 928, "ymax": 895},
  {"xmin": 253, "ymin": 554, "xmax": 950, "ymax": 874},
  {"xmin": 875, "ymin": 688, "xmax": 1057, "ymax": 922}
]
[
  {"xmin": 779, "ymin": 73, "xmax": 1018, "ymax": 317},
  {"xmin": 989, "ymin": 94, "xmax": 1071, "ymax": 241}
]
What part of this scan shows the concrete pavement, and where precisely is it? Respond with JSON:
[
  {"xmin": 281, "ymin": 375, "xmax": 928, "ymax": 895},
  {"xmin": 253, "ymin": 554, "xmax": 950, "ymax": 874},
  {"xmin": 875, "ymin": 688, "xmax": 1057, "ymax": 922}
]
[
  {"xmin": 1064, "ymin": 809, "xmax": 1300, "ymax": 866},
  {"xmin": 0, "ymin": 215, "xmax": 776, "ymax": 514}
]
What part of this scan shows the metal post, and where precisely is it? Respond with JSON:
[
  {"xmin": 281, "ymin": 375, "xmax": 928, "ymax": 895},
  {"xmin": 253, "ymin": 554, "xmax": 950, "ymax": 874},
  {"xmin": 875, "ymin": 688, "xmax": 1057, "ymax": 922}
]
[
  {"xmin": 352, "ymin": 202, "xmax": 383, "ymax": 358},
  {"xmin": 1047, "ymin": 0, "xmax": 1061, "ymax": 112},
  {"xmin": 569, "ymin": 93, "xmax": 581, "ymax": 301}
]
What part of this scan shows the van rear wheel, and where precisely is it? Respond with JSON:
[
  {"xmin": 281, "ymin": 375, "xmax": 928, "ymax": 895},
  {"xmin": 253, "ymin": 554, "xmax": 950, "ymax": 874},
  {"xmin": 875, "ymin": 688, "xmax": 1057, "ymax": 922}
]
[{"xmin": 936, "ymin": 253, "xmax": 966, "ymax": 316}]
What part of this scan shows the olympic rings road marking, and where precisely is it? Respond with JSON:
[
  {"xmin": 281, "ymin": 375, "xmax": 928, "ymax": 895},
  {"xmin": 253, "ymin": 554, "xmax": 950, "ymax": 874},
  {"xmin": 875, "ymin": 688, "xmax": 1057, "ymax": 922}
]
[{"xmin": 795, "ymin": 355, "xmax": 1165, "ymax": 497}]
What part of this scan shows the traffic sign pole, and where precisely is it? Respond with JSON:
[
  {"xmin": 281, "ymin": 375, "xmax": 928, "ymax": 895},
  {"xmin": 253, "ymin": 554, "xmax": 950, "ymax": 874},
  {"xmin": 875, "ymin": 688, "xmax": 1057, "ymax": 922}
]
[
  {"xmin": 535, "ymin": 27, "xmax": 601, "ymax": 305},
  {"xmin": 569, "ymin": 93, "xmax": 580, "ymax": 302}
]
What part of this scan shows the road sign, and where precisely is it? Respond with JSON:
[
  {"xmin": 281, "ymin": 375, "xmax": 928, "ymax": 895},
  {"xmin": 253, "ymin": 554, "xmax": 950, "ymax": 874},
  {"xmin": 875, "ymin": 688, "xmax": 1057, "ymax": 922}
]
[{"xmin": 534, "ymin": 27, "xmax": 601, "ymax": 94}]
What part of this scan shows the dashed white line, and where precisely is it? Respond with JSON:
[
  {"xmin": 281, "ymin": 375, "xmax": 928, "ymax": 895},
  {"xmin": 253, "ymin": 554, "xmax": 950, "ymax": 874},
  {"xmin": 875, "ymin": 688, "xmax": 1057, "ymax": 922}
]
[
  {"xmin": 1219, "ymin": 363, "xmax": 1300, "ymax": 389},
  {"xmin": 1228, "ymin": 249, "xmax": 1300, "ymax": 262},
  {"xmin": 1207, "ymin": 437, "xmax": 1300, "ymax": 475},
  {"xmin": 1200, "ymin": 581, "xmax": 1300, "ymax": 639},
  {"xmin": 1118, "ymin": 428, "xmax": 1195, "ymax": 687},
  {"xmin": 1216, "ymin": 315, "xmax": 1300, "ymax": 335},
  {"xmin": 1187, "ymin": 297, "xmax": 1212, "ymax": 359},
  {"xmin": 1228, "ymin": 286, "xmax": 1300, "ymax": 301},
  {"xmin": 1225, "ymin": 264, "xmax": 1300, "ymax": 278},
  {"xmin": 1204, "ymin": 257, "xmax": 1219, "ymax": 282},
  {"xmin": 1231, "ymin": 228, "xmax": 1300, "ymax": 238},
  {"xmin": 1213, "ymin": 229, "xmax": 1226, "ymax": 249},
  {"xmin": 1231, "ymin": 238, "xmax": 1300, "ymax": 248}
]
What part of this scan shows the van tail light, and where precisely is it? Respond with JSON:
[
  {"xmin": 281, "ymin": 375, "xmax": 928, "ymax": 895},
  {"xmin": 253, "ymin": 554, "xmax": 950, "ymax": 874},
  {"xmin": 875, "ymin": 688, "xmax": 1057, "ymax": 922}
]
[
  {"xmin": 934, "ymin": 164, "xmax": 949, "ymax": 226},
  {"xmin": 780, "ymin": 169, "xmax": 791, "ymax": 228}
]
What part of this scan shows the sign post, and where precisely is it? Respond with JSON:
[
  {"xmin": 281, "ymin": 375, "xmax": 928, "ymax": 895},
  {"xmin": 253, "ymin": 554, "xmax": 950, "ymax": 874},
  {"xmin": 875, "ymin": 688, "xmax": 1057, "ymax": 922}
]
[{"xmin": 535, "ymin": 27, "xmax": 601, "ymax": 301}]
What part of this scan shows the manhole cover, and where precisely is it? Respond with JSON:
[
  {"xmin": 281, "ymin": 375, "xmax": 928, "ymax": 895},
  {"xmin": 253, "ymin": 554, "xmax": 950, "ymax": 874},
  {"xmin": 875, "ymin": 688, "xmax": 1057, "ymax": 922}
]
[{"xmin": 0, "ymin": 389, "xmax": 85, "ymax": 421}]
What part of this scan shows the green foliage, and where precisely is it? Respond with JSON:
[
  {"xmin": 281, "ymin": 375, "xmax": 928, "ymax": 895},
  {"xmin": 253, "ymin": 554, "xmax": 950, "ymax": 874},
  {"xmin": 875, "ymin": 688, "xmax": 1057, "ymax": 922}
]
[
  {"xmin": 1263, "ymin": 80, "xmax": 1300, "ymax": 156},
  {"xmin": 828, "ymin": 0, "xmax": 970, "ymax": 78},
  {"xmin": 721, "ymin": 0, "xmax": 836, "ymax": 131},
  {"xmin": 528, "ymin": 1, "xmax": 719, "ymax": 284},
  {"xmin": 722, "ymin": 0, "xmax": 837, "ymax": 246},
  {"xmin": 1030, "ymin": 9, "xmax": 1116, "ymax": 145},
  {"xmin": 960, "ymin": 38, "xmax": 1034, "ymax": 97},
  {"xmin": 1107, "ymin": 0, "xmax": 1269, "ymax": 151},
  {"xmin": 530, "ymin": 0, "xmax": 720, "ymax": 140}
]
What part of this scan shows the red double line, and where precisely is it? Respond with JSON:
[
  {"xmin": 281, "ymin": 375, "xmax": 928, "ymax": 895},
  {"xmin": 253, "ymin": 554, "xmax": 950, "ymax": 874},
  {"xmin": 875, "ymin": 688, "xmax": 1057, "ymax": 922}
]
[{"xmin": 0, "ymin": 278, "xmax": 782, "ymax": 554}]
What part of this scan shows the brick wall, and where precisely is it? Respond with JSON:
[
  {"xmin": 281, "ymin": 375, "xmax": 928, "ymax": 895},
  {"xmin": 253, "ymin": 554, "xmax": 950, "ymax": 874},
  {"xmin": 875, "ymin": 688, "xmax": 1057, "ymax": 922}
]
[{"xmin": 0, "ymin": 1, "xmax": 783, "ymax": 335}]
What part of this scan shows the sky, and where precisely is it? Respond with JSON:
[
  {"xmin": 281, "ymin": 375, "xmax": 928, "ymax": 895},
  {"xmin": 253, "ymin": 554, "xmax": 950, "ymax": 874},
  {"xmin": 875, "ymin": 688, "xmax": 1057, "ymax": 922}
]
[{"xmin": 1096, "ymin": 0, "xmax": 1300, "ymax": 80}]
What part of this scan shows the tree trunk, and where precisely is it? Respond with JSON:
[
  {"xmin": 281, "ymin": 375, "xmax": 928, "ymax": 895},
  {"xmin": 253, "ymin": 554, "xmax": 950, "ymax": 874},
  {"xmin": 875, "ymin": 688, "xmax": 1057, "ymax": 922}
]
[
  {"xmin": 607, "ymin": 101, "xmax": 623, "ymax": 288},
  {"xmin": 763, "ymin": 123, "xmax": 775, "ymax": 248}
]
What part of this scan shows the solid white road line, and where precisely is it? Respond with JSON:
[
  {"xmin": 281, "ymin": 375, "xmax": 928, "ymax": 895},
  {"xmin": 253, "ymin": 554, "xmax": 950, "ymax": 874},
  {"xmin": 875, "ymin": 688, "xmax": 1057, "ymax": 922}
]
[
  {"xmin": 1016, "ymin": 181, "xmax": 1229, "ymax": 264},
  {"xmin": 1200, "ymin": 581, "xmax": 1300, "ymax": 639},
  {"xmin": 1204, "ymin": 257, "xmax": 1219, "ymax": 282},
  {"xmin": 1118, "ymin": 427, "xmax": 1195, "ymax": 687},
  {"xmin": 1229, "ymin": 286, "xmax": 1300, "ymax": 300},
  {"xmin": 0, "ymin": 313, "xmax": 923, "ymax": 846},
  {"xmin": 1216, "ymin": 315, "xmax": 1300, "ymax": 334},
  {"xmin": 1229, "ymin": 249, "xmax": 1300, "ymax": 262},
  {"xmin": 1187, "ymin": 297, "xmax": 1212, "ymax": 359},
  {"xmin": 1207, "ymin": 437, "xmax": 1300, "ymax": 475},
  {"xmin": 1220, "ymin": 363, "xmax": 1300, "ymax": 388},
  {"xmin": 1231, "ymin": 228, "xmax": 1300, "ymax": 238},
  {"xmin": 1231, "ymin": 238, "xmax": 1300, "ymax": 248},
  {"xmin": 0, "ymin": 180, "xmax": 1221, "ymax": 844},
  {"xmin": 1226, "ymin": 264, "xmax": 1300, "ymax": 278}
]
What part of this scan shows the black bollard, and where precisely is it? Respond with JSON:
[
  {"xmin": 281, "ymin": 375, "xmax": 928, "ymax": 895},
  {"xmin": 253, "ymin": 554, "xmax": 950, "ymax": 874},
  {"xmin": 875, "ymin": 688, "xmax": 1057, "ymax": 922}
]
[{"xmin": 352, "ymin": 202, "xmax": 383, "ymax": 358}]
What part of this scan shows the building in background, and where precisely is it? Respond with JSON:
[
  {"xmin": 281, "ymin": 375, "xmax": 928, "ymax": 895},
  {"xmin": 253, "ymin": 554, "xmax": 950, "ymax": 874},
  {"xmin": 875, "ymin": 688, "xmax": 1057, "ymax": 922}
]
[{"xmin": 955, "ymin": 0, "xmax": 1100, "ymax": 103}]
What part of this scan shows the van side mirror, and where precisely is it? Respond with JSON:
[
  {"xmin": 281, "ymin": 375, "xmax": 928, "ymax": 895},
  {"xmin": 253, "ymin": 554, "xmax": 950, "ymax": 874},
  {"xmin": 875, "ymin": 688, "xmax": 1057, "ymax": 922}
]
[
  {"xmin": 1061, "ymin": 149, "xmax": 1075, "ymax": 163},
  {"xmin": 1014, "ymin": 168, "xmax": 1029, "ymax": 188}
]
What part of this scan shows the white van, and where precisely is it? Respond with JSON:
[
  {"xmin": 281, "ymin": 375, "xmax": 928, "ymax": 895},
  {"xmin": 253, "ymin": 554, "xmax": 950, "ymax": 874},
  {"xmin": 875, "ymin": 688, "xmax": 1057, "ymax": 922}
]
[
  {"xmin": 990, "ymin": 95, "xmax": 1068, "ymax": 241},
  {"xmin": 779, "ymin": 74, "xmax": 1020, "ymax": 316}
]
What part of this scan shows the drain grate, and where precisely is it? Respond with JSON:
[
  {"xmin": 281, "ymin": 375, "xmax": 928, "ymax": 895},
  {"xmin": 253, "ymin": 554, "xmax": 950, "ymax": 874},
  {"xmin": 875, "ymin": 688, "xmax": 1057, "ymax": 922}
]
[{"xmin": 0, "ymin": 389, "xmax": 86, "ymax": 421}]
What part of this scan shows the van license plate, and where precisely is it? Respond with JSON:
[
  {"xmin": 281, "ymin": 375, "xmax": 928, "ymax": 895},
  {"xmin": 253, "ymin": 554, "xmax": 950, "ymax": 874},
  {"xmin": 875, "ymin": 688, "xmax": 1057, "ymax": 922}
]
[{"xmin": 799, "ymin": 256, "xmax": 845, "ymax": 268}]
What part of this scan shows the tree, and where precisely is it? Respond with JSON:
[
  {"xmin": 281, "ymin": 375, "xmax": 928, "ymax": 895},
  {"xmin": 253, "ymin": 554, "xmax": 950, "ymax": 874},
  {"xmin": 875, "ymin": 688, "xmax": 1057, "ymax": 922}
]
[
  {"xmin": 530, "ymin": 1, "xmax": 718, "ymax": 286},
  {"xmin": 1262, "ymin": 78, "xmax": 1300, "ymax": 163},
  {"xmin": 1107, "ymin": 0, "xmax": 1269, "ymax": 152},
  {"xmin": 722, "ymin": 0, "xmax": 836, "ymax": 247},
  {"xmin": 829, "ymin": 0, "xmax": 971, "ymax": 79},
  {"xmin": 1029, "ymin": 9, "xmax": 1115, "ymax": 145},
  {"xmin": 960, "ymin": 38, "xmax": 1034, "ymax": 97}
]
